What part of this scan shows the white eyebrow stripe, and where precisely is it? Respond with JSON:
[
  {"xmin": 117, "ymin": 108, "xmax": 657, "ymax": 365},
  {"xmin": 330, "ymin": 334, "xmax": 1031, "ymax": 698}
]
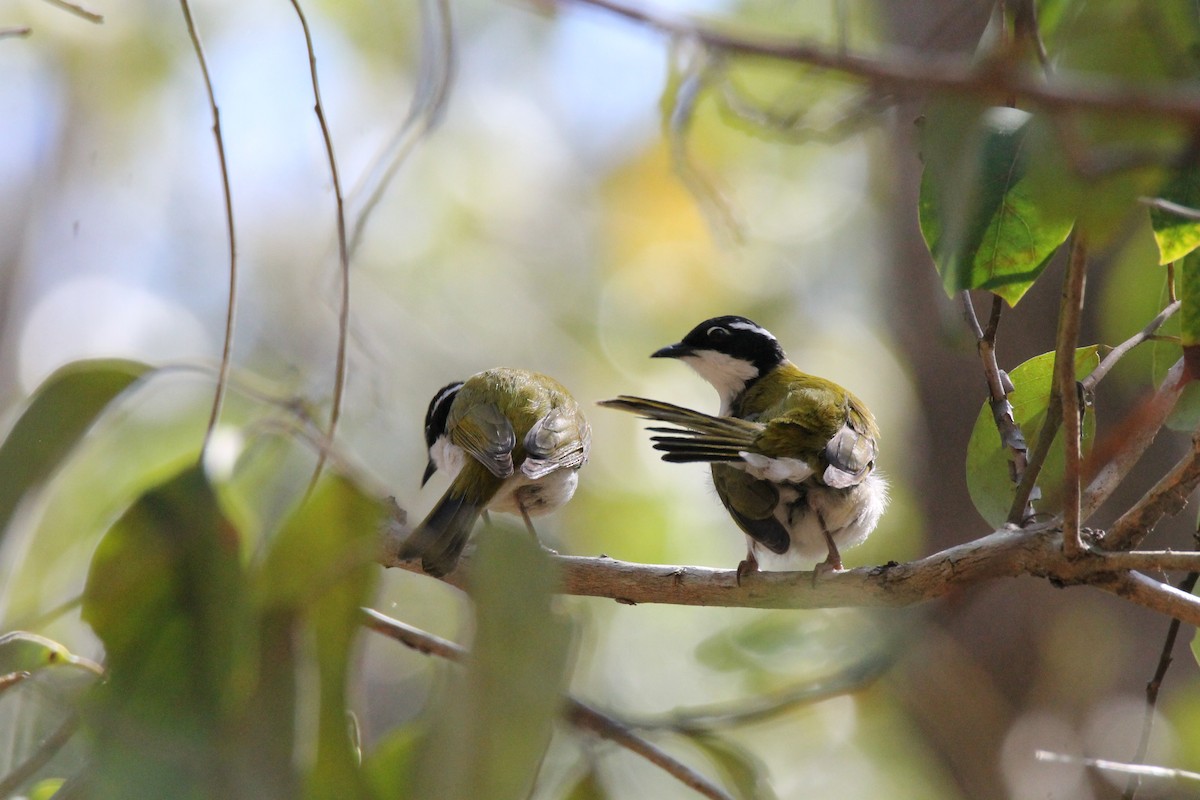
[{"xmin": 727, "ymin": 320, "xmax": 775, "ymax": 339}]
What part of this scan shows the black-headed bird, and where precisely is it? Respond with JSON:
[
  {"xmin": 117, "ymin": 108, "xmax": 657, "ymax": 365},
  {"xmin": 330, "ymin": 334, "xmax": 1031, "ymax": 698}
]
[
  {"xmin": 601, "ymin": 316, "xmax": 887, "ymax": 579},
  {"xmin": 400, "ymin": 368, "xmax": 591, "ymax": 577}
]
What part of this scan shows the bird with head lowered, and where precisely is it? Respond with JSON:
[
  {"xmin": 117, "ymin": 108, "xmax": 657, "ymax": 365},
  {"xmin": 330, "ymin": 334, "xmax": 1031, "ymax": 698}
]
[
  {"xmin": 399, "ymin": 367, "xmax": 591, "ymax": 577},
  {"xmin": 601, "ymin": 315, "xmax": 887, "ymax": 580}
]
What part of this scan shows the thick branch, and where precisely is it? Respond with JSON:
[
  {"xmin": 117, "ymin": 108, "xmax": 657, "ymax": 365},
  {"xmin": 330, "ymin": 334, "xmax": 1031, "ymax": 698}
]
[{"xmin": 380, "ymin": 525, "xmax": 1200, "ymax": 624}]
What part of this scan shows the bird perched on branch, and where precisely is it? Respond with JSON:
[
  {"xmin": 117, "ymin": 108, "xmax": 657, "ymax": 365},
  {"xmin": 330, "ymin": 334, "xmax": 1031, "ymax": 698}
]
[
  {"xmin": 399, "ymin": 368, "xmax": 591, "ymax": 577},
  {"xmin": 601, "ymin": 316, "xmax": 887, "ymax": 579}
]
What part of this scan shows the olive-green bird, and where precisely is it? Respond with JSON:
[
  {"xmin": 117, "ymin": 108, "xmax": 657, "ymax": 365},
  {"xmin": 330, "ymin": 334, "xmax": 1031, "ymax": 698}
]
[
  {"xmin": 399, "ymin": 368, "xmax": 591, "ymax": 577},
  {"xmin": 601, "ymin": 315, "xmax": 887, "ymax": 578}
]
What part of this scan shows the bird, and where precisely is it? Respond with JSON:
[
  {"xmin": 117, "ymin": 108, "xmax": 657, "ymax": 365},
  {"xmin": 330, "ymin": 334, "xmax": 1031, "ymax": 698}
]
[
  {"xmin": 600, "ymin": 315, "xmax": 887, "ymax": 579},
  {"xmin": 398, "ymin": 367, "xmax": 591, "ymax": 577}
]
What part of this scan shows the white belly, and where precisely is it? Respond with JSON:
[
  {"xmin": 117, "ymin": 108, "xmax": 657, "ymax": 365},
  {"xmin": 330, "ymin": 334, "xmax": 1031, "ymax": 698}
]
[{"xmin": 747, "ymin": 472, "xmax": 889, "ymax": 569}]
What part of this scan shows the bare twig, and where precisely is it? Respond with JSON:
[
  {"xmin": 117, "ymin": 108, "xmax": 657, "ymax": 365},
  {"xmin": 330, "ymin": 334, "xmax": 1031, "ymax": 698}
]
[
  {"xmin": 179, "ymin": 0, "xmax": 239, "ymax": 456},
  {"xmin": 1140, "ymin": 197, "xmax": 1200, "ymax": 222},
  {"xmin": 40, "ymin": 0, "xmax": 103, "ymax": 24},
  {"xmin": 0, "ymin": 714, "xmax": 80, "ymax": 798},
  {"xmin": 1106, "ymin": 431, "xmax": 1200, "ymax": 551},
  {"xmin": 1125, "ymin": 570, "xmax": 1199, "ymax": 800},
  {"xmin": 347, "ymin": 0, "xmax": 454, "ymax": 255},
  {"xmin": 960, "ymin": 292, "xmax": 1036, "ymax": 524},
  {"xmin": 287, "ymin": 0, "xmax": 352, "ymax": 498},
  {"xmin": 1057, "ymin": 236, "xmax": 1088, "ymax": 556},
  {"xmin": 1036, "ymin": 750, "xmax": 1200, "ymax": 785},
  {"xmin": 563, "ymin": 0, "xmax": 1200, "ymax": 124},
  {"xmin": 361, "ymin": 608, "xmax": 736, "ymax": 800},
  {"xmin": 1082, "ymin": 301, "xmax": 1181, "ymax": 392},
  {"xmin": 1094, "ymin": 571, "xmax": 1200, "ymax": 628},
  {"xmin": 1082, "ymin": 359, "xmax": 1188, "ymax": 521}
]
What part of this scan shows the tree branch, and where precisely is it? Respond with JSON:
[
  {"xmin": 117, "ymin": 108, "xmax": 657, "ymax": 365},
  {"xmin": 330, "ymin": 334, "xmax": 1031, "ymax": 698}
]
[
  {"xmin": 1057, "ymin": 235, "xmax": 1088, "ymax": 555},
  {"xmin": 361, "ymin": 608, "xmax": 736, "ymax": 800},
  {"xmin": 562, "ymin": 0, "xmax": 1200, "ymax": 124}
]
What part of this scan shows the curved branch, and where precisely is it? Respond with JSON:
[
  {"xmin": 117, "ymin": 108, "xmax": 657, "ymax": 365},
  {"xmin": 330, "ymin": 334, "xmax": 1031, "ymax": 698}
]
[{"xmin": 362, "ymin": 608, "xmax": 736, "ymax": 800}]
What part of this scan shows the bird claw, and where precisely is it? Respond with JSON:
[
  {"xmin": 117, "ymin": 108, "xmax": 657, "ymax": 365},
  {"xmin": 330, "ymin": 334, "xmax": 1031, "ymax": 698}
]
[
  {"xmin": 810, "ymin": 558, "xmax": 843, "ymax": 587},
  {"xmin": 735, "ymin": 557, "xmax": 758, "ymax": 586}
]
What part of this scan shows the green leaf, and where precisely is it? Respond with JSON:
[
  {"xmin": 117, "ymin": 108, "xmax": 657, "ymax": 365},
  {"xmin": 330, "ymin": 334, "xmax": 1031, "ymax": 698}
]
[
  {"xmin": 413, "ymin": 526, "xmax": 573, "ymax": 800},
  {"xmin": 562, "ymin": 766, "xmax": 610, "ymax": 800},
  {"xmin": 965, "ymin": 347, "xmax": 1101, "ymax": 527},
  {"xmin": 257, "ymin": 476, "xmax": 384, "ymax": 800},
  {"xmin": 363, "ymin": 725, "xmax": 421, "ymax": 799},
  {"xmin": 919, "ymin": 105, "xmax": 1074, "ymax": 306},
  {"xmin": 1181, "ymin": 251, "xmax": 1200, "ymax": 349},
  {"xmin": 0, "ymin": 359, "xmax": 150, "ymax": 541},
  {"xmin": 1151, "ymin": 167, "xmax": 1200, "ymax": 265},
  {"xmin": 80, "ymin": 464, "xmax": 248, "ymax": 799},
  {"xmin": 686, "ymin": 732, "xmax": 776, "ymax": 800}
]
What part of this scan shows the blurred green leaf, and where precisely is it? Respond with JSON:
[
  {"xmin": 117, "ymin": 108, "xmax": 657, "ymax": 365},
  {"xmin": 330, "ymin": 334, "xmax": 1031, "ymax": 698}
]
[
  {"xmin": 1151, "ymin": 167, "xmax": 1200, "ymax": 265},
  {"xmin": 966, "ymin": 347, "xmax": 1100, "ymax": 527},
  {"xmin": 257, "ymin": 476, "xmax": 383, "ymax": 800},
  {"xmin": 919, "ymin": 105, "xmax": 1074, "ymax": 306},
  {"xmin": 562, "ymin": 766, "xmax": 610, "ymax": 800},
  {"xmin": 1180, "ymin": 251, "xmax": 1200, "ymax": 350},
  {"xmin": 0, "ymin": 359, "xmax": 150, "ymax": 542},
  {"xmin": 686, "ymin": 732, "xmax": 777, "ymax": 800},
  {"xmin": 413, "ymin": 526, "xmax": 572, "ymax": 800},
  {"xmin": 80, "ymin": 464, "xmax": 248, "ymax": 799},
  {"xmin": 29, "ymin": 778, "xmax": 65, "ymax": 800},
  {"xmin": 363, "ymin": 724, "xmax": 421, "ymax": 799}
]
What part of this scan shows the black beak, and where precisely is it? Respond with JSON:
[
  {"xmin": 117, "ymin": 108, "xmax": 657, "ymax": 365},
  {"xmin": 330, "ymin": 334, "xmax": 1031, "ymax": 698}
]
[
  {"xmin": 421, "ymin": 458, "xmax": 438, "ymax": 487},
  {"xmin": 652, "ymin": 342, "xmax": 692, "ymax": 359}
]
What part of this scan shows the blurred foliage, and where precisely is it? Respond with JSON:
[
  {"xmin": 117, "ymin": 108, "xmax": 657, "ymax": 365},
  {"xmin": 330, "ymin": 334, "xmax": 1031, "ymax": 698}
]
[{"xmin": 6, "ymin": 0, "xmax": 1200, "ymax": 798}]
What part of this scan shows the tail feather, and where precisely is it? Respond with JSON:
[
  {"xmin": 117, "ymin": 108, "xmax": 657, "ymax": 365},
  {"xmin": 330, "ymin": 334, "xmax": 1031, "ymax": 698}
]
[
  {"xmin": 600, "ymin": 396, "xmax": 761, "ymax": 464},
  {"xmin": 398, "ymin": 490, "xmax": 483, "ymax": 577}
]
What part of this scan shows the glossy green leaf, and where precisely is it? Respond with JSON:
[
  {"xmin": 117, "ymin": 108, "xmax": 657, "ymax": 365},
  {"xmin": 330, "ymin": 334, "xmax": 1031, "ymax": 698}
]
[
  {"xmin": 1151, "ymin": 167, "xmax": 1200, "ymax": 265},
  {"xmin": 257, "ymin": 476, "xmax": 383, "ymax": 800},
  {"xmin": 686, "ymin": 732, "xmax": 777, "ymax": 800},
  {"xmin": 966, "ymin": 347, "xmax": 1101, "ymax": 528},
  {"xmin": 413, "ymin": 526, "xmax": 572, "ymax": 800},
  {"xmin": 80, "ymin": 465, "xmax": 247, "ymax": 799},
  {"xmin": 0, "ymin": 359, "xmax": 150, "ymax": 541},
  {"xmin": 919, "ymin": 106, "xmax": 1074, "ymax": 306}
]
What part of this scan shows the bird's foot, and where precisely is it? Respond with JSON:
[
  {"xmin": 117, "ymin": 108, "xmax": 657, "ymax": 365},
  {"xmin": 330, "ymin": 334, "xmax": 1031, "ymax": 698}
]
[
  {"xmin": 810, "ymin": 557, "xmax": 844, "ymax": 587},
  {"xmin": 736, "ymin": 555, "xmax": 759, "ymax": 586}
]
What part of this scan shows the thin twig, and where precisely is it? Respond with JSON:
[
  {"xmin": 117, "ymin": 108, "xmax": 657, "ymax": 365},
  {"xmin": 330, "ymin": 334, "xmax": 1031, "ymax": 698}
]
[
  {"xmin": 361, "ymin": 608, "xmax": 735, "ymax": 800},
  {"xmin": 1094, "ymin": 571, "xmax": 1200, "ymax": 628},
  {"xmin": 1124, "ymin": 570, "xmax": 1200, "ymax": 800},
  {"xmin": 1036, "ymin": 750, "xmax": 1200, "ymax": 785},
  {"xmin": 287, "ymin": 0, "xmax": 352, "ymax": 499},
  {"xmin": 0, "ymin": 25, "xmax": 33, "ymax": 39},
  {"xmin": 1106, "ymin": 430, "xmax": 1200, "ymax": 551},
  {"xmin": 179, "ymin": 0, "xmax": 239, "ymax": 456},
  {"xmin": 347, "ymin": 0, "xmax": 454, "ymax": 255},
  {"xmin": 1058, "ymin": 236, "xmax": 1088, "ymax": 556},
  {"xmin": 1140, "ymin": 197, "xmax": 1200, "ymax": 222},
  {"xmin": 0, "ymin": 714, "xmax": 80, "ymax": 797},
  {"xmin": 40, "ymin": 0, "xmax": 103, "ymax": 24},
  {"xmin": 1082, "ymin": 301, "xmax": 1181, "ymax": 392},
  {"xmin": 1082, "ymin": 359, "xmax": 1188, "ymax": 521}
]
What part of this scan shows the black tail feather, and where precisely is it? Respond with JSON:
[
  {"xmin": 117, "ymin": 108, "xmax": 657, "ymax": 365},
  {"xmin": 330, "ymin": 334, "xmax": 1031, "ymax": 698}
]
[{"xmin": 398, "ymin": 491, "xmax": 483, "ymax": 577}]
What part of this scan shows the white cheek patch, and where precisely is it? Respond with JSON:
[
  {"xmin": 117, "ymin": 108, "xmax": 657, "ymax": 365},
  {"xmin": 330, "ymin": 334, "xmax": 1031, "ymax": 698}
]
[
  {"xmin": 430, "ymin": 436, "xmax": 465, "ymax": 480},
  {"xmin": 681, "ymin": 352, "xmax": 759, "ymax": 415},
  {"xmin": 738, "ymin": 451, "xmax": 815, "ymax": 483}
]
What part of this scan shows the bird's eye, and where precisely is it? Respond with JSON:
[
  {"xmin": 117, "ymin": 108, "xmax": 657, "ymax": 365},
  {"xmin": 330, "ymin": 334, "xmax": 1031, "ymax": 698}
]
[{"xmin": 706, "ymin": 326, "xmax": 729, "ymax": 338}]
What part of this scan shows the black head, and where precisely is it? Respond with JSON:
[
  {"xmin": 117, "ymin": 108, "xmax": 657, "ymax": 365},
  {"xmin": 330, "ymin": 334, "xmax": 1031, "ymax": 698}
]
[
  {"xmin": 422, "ymin": 380, "xmax": 463, "ymax": 486},
  {"xmin": 652, "ymin": 316, "xmax": 786, "ymax": 376}
]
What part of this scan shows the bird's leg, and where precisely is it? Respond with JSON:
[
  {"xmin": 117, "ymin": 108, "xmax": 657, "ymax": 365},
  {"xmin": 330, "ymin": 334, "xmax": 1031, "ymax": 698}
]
[
  {"xmin": 517, "ymin": 497, "xmax": 558, "ymax": 555},
  {"xmin": 736, "ymin": 549, "xmax": 759, "ymax": 586},
  {"xmin": 482, "ymin": 510, "xmax": 493, "ymax": 528},
  {"xmin": 812, "ymin": 513, "xmax": 844, "ymax": 584}
]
